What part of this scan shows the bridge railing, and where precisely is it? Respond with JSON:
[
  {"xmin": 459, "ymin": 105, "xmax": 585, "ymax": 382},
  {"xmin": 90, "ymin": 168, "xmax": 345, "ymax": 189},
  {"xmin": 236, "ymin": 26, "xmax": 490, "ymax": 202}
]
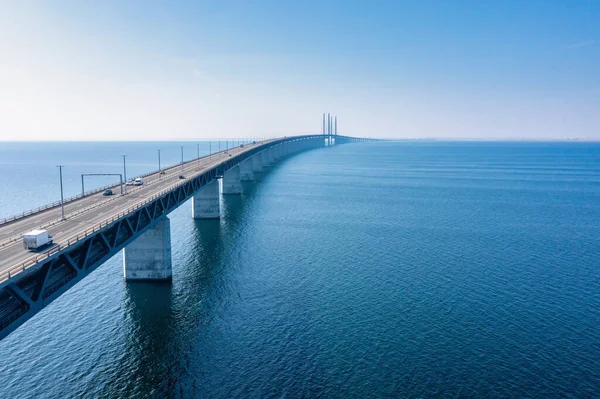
[
  {"xmin": 0, "ymin": 176, "xmax": 191, "ymax": 284},
  {"xmin": 0, "ymin": 140, "xmax": 269, "ymax": 284},
  {"xmin": 0, "ymin": 137, "xmax": 313, "ymax": 284},
  {"xmin": 0, "ymin": 182, "xmax": 123, "ymax": 227},
  {"xmin": 0, "ymin": 143, "xmax": 263, "ymax": 250},
  {"xmin": 0, "ymin": 141, "xmax": 261, "ymax": 228}
]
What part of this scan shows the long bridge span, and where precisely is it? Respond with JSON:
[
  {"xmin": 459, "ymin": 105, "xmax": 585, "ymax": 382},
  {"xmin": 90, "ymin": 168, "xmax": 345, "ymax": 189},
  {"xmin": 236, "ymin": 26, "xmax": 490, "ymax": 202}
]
[{"xmin": 0, "ymin": 134, "xmax": 373, "ymax": 340}]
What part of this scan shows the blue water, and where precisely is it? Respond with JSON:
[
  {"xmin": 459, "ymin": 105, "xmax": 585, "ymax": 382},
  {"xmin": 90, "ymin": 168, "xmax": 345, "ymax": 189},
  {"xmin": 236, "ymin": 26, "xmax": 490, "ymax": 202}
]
[{"xmin": 0, "ymin": 141, "xmax": 599, "ymax": 398}]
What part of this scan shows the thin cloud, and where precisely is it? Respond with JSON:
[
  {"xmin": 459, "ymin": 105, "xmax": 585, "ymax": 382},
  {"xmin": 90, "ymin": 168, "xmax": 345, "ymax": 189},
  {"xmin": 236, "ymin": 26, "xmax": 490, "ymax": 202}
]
[
  {"xmin": 192, "ymin": 67, "xmax": 211, "ymax": 80},
  {"xmin": 565, "ymin": 40, "xmax": 595, "ymax": 49}
]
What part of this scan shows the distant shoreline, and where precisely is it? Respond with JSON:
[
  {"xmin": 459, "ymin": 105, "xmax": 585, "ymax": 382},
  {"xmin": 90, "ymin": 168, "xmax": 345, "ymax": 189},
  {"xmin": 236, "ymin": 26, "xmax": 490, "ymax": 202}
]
[{"xmin": 1, "ymin": 138, "xmax": 599, "ymax": 143}]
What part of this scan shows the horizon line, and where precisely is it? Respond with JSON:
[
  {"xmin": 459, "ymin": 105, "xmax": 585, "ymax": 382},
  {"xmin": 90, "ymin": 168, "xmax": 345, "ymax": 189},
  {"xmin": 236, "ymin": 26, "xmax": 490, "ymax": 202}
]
[{"xmin": 0, "ymin": 137, "xmax": 598, "ymax": 143}]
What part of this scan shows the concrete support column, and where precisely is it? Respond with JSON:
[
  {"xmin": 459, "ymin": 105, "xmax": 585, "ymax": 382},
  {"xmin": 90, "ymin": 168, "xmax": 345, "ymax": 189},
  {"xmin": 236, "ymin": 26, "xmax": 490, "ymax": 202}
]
[
  {"xmin": 240, "ymin": 158, "xmax": 254, "ymax": 181},
  {"xmin": 222, "ymin": 165, "xmax": 242, "ymax": 195},
  {"xmin": 192, "ymin": 180, "xmax": 220, "ymax": 219},
  {"xmin": 261, "ymin": 150, "xmax": 271, "ymax": 167},
  {"xmin": 268, "ymin": 148, "xmax": 276, "ymax": 163},
  {"xmin": 123, "ymin": 217, "xmax": 172, "ymax": 281},
  {"xmin": 252, "ymin": 153, "xmax": 263, "ymax": 173},
  {"xmin": 264, "ymin": 148, "xmax": 272, "ymax": 164}
]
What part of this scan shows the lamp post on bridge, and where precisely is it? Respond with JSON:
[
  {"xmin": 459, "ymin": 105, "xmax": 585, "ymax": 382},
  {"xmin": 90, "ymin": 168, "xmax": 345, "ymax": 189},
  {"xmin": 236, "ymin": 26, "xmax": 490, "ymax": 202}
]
[
  {"xmin": 180, "ymin": 146, "xmax": 184, "ymax": 171},
  {"xmin": 157, "ymin": 149, "xmax": 161, "ymax": 179},
  {"xmin": 57, "ymin": 165, "xmax": 65, "ymax": 220},
  {"xmin": 122, "ymin": 155, "xmax": 127, "ymax": 194},
  {"xmin": 197, "ymin": 143, "xmax": 200, "ymax": 165},
  {"xmin": 209, "ymin": 141, "xmax": 212, "ymax": 155}
]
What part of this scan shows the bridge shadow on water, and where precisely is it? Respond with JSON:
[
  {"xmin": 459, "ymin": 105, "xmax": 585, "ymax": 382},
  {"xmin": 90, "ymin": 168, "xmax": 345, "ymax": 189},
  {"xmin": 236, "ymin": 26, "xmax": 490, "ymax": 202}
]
[{"xmin": 111, "ymin": 179, "xmax": 265, "ymax": 397}]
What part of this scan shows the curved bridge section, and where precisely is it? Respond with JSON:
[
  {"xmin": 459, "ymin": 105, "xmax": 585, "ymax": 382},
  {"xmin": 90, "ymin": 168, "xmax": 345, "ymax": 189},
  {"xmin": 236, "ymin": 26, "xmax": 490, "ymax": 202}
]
[{"xmin": 0, "ymin": 134, "xmax": 373, "ymax": 340}]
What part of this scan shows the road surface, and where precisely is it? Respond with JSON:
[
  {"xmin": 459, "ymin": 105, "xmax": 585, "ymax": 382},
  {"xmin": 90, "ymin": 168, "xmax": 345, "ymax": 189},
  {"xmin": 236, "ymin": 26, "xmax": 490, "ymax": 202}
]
[{"xmin": 0, "ymin": 141, "xmax": 268, "ymax": 280}]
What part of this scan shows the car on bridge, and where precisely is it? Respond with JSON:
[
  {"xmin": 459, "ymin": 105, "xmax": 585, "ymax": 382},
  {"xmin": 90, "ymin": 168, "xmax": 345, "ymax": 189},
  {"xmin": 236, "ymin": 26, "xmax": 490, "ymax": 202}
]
[
  {"xmin": 125, "ymin": 179, "xmax": 134, "ymax": 186},
  {"xmin": 103, "ymin": 189, "xmax": 113, "ymax": 196},
  {"xmin": 179, "ymin": 175, "xmax": 186, "ymax": 179},
  {"xmin": 133, "ymin": 177, "xmax": 143, "ymax": 186}
]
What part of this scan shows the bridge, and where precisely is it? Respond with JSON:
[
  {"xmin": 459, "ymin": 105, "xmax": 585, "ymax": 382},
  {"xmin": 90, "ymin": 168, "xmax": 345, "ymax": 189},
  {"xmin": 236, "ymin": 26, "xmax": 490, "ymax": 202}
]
[{"xmin": 0, "ymin": 133, "xmax": 373, "ymax": 340}]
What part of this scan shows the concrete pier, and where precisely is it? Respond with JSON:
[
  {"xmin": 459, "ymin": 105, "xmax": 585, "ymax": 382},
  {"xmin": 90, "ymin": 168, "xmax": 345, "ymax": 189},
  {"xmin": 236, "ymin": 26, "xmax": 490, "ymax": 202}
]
[
  {"xmin": 123, "ymin": 217, "xmax": 172, "ymax": 281},
  {"xmin": 240, "ymin": 158, "xmax": 254, "ymax": 181},
  {"xmin": 268, "ymin": 147, "xmax": 276, "ymax": 163},
  {"xmin": 273, "ymin": 145, "xmax": 282, "ymax": 161},
  {"xmin": 261, "ymin": 150, "xmax": 271, "ymax": 168},
  {"xmin": 192, "ymin": 180, "xmax": 220, "ymax": 218},
  {"xmin": 222, "ymin": 165, "xmax": 242, "ymax": 195},
  {"xmin": 252, "ymin": 153, "xmax": 263, "ymax": 173}
]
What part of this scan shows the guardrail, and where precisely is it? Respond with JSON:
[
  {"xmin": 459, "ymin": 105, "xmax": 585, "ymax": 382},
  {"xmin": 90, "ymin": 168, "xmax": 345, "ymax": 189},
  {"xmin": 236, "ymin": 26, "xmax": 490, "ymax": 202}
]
[
  {"xmin": 0, "ymin": 139, "xmax": 276, "ymax": 284},
  {"xmin": 0, "ymin": 192, "xmax": 126, "ymax": 250},
  {"xmin": 0, "ymin": 145, "xmax": 251, "ymax": 250},
  {"xmin": 0, "ymin": 142, "xmax": 260, "ymax": 227},
  {"xmin": 0, "ymin": 182, "xmax": 120, "ymax": 227},
  {"xmin": 0, "ymin": 169, "xmax": 197, "ymax": 283}
]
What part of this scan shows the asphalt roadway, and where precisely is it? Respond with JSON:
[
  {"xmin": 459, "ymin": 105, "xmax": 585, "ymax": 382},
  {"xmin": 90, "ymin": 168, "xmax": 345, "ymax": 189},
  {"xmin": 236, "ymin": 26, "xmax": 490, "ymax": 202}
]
[{"xmin": 0, "ymin": 141, "xmax": 268, "ymax": 281}]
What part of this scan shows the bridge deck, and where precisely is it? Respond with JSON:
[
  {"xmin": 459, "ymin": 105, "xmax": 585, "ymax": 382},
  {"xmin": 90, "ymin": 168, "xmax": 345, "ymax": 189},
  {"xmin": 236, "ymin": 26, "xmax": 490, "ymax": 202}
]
[{"xmin": 0, "ymin": 140, "xmax": 269, "ymax": 282}]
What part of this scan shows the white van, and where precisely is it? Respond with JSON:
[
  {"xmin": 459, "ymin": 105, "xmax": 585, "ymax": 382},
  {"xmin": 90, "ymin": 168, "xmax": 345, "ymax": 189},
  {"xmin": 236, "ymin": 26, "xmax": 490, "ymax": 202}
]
[
  {"xmin": 134, "ymin": 177, "xmax": 143, "ymax": 186},
  {"xmin": 23, "ymin": 230, "xmax": 53, "ymax": 250}
]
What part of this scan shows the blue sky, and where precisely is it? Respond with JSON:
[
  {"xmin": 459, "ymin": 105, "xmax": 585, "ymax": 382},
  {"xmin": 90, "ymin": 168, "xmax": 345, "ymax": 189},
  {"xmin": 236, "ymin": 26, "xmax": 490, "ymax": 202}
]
[{"xmin": 0, "ymin": 1, "xmax": 598, "ymax": 140}]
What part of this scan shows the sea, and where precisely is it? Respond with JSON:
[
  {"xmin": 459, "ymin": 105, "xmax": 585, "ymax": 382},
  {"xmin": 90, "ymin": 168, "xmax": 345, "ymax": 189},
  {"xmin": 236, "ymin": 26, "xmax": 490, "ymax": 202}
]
[{"xmin": 0, "ymin": 140, "xmax": 599, "ymax": 398}]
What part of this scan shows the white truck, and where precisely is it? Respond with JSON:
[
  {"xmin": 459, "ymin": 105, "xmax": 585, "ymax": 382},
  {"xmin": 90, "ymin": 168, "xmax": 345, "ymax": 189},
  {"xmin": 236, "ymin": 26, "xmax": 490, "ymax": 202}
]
[
  {"xmin": 23, "ymin": 229, "xmax": 53, "ymax": 251},
  {"xmin": 134, "ymin": 177, "xmax": 143, "ymax": 186}
]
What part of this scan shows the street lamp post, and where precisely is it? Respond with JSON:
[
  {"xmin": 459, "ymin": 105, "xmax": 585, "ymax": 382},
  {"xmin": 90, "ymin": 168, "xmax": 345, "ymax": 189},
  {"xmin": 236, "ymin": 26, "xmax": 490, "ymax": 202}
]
[
  {"xmin": 181, "ymin": 146, "xmax": 184, "ymax": 171},
  {"xmin": 57, "ymin": 165, "xmax": 65, "ymax": 220},
  {"xmin": 197, "ymin": 143, "xmax": 200, "ymax": 165},
  {"xmin": 209, "ymin": 141, "xmax": 212, "ymax": 155},
  {"xmin": 157, "ymin": 149, "xmax": 161, "ymax": 179},
  {"xmin": 122, "ymin": 155, "xmax": 127, "ymax": 194}
]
